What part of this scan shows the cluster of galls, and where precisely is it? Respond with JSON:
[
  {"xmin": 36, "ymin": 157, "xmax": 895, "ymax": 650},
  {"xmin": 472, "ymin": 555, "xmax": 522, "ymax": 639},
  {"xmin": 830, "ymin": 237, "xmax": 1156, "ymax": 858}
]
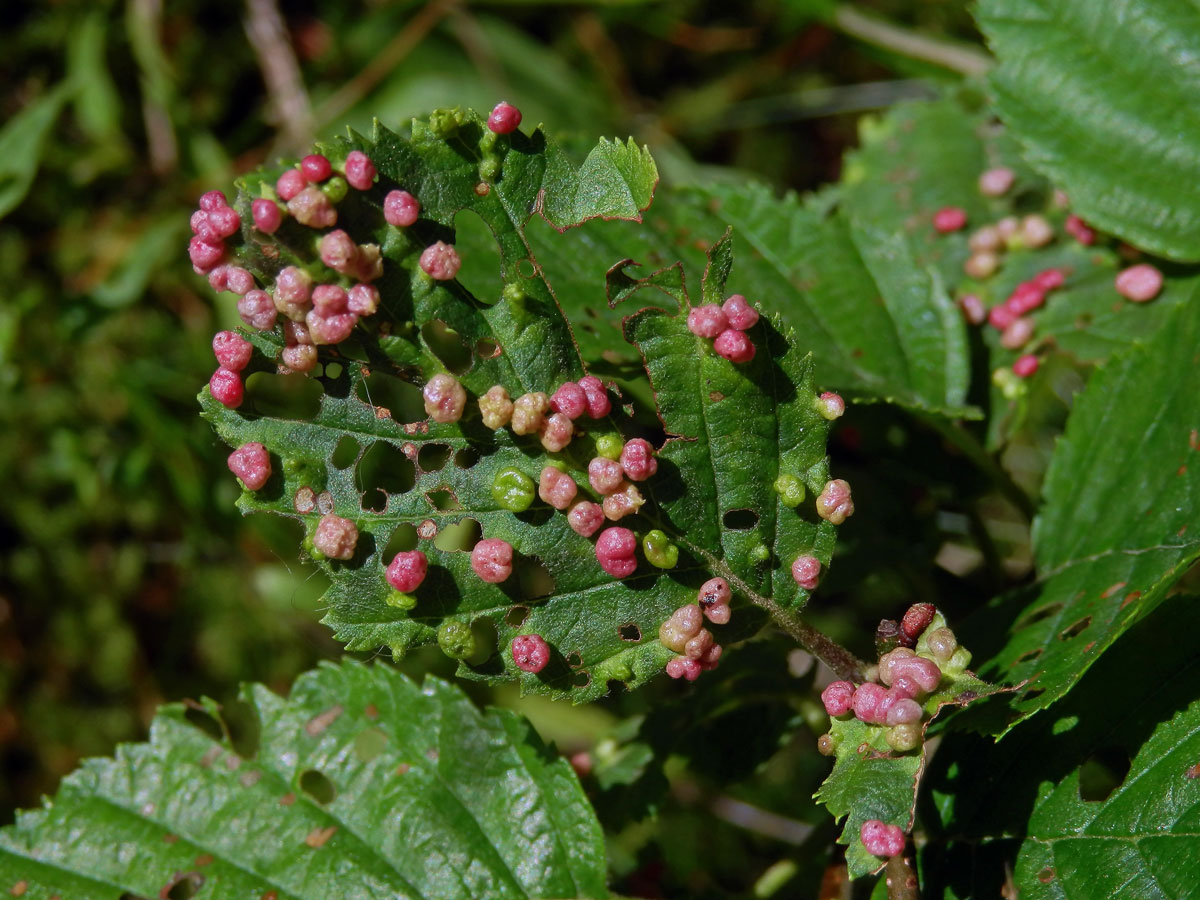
[
  {"xmin": 198, "ymin": 103, "xmax": 529, "ymax": 409},
  {"xmin": 818, "ymin": 602, "xmax": 970, "ymax": 760},
  {"xmin": 936, "ymin": 167, "xmax": 1166, "ymax": 383},
  {"xmin": 685, "ymin": 294, "xmax": 760, "ymax": 363},
  {"xmin": 659, "ymin": 577, "xmax": 731, "ymax": 681}
]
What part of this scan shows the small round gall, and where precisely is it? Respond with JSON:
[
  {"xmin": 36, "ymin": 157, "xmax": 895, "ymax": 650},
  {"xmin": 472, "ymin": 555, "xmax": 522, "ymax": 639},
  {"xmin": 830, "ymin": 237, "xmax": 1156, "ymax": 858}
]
[
  {"xmin": 933, "ymin": 206, "xmax": 967, "ymax": 233},
  {"xmin": 900, "ymin": 603, "xmax": 936, "ymax": 641},
  {"xmin": 227, "ymin": 442, "xmax": 271, "ymax": 491},
  {"xmin": 815, "ymin": 479, "xmax": 854, "ymax": 525},
  {"xmin": 188, "ymin": 235, "xmax": 225, "ymax": 273},
  {"xmin": 313, "ymin": 513, "xmax": 358, "ymax": 560},
  {"xmin": 419, "ymin": 241, "xmax": 462, "ymax": 281},
  {"xmin": 1000, "ymin": 317, "xmax": 1035, "ymax": 350},
  {"xmin": 300, "ymin": 153, "xmax": 332, "ymax": 183},
  {"xmin": 212, "ymin": 331, "xmax": 253, "ymax": 371},
  {"xmin": 820, "ymin": 680, "xmax": 855, "ymax": 717},
  {"xmin": 588, "ymin": 456, "xmax": 625, "ymax": 495},
  {"xmin": 698, "ymin": 577, "xmax": 731, "ymax": 611},
  {"xmin": 209, "ymin": 367, "xmax": 244, "ymax": 408},
  {"xmin": 311, "ymin": 283, "xmax": 349, "ymax": 316},
  {"xmin": 549, "ymin": 382, "xmax": 588, "ymax": 420},
  {"xmin": 721, "ymin": 294, "xmax": 759, "ymax": 330},
  {"xmin": 347, "ymin": 283, "xmax": 380, "ymax": 316},
  {"xmin": 319, "ymin": 230, "xmax": 359, "ymax": 274},
  {"xmin": 238, "ymin": 290, "xmax": 278, "ymax": 331},
  {"xmin": 492, "ymin": 467, "xmax": 536, "ymax": 513},
  {"xmin": 885, "ymin": 697, "xmax": 924, "ymax": 727},
  {"xmin": 1021, "ymin": 214, "xmax": 1054, "ymax": 248},
  {"xmin": 925, "ymin": 627, "xmax": 958, "ymax": 662},
  {"xmin": 958, "ymin": 293, "xmax": 986, "ymax": 326},
  {"xmin": 878, "ymin": 648, "xmax": 915, "ymax": 686},
  {"xmin": 1033, "ymin": 268, "xmax": 1065, "ymax": 292},
  {"xmin": 620, "ymin": 438, "xmax": 657, "ymax": 481},
  {"xmin": 595, "ymin": 526, "xmax": 637, "ymax": 578},
  {"xmin": 968, "ymin": 225, "xmax": 1003, "ymax": 254},
  {"xmin": 1115, "ymin": 264, "xmax": 1163, "ymax": 302},
  {"xmin": 252, "ymin": 198, "xmax": 283, "ymax": 234},
  {"xmin": 713, "ymin": 328, "xmax": 755, "ymax": 364},
  {"xmin": 1065, "ymin": 214, "xmax": 1096, "ymax": 245},
  {"xmin": 538, "ymin": 466, "xmax": 578, "ymax": 510},
  {"xmin": 287, "ymin": 186, "xmax": 338, "ymax": 228},
  {"xmin": 1012, "ymin": 354, "xmax": 1039, "ymax": 378},
  {"xmin": 281, "ymin": 343, "xmax": 318, "ymax": 373},
  {"xmin": 198, "ymin": 190, "xmax": 227, "ymax": 212},
  {"xmin": 773, "ymin": 474, "xmax": 805, "ymax": 507},
  {"xmin": 686, "ymin": 303, "xmax": 727, "ymax": 338},
  {"xmin": 665, "ymin": 657, "xmax": 702, "ymax": 681},
  {"xmin": 383, "ymin": 190, "xmax": 421, "ymax": 227},
  {"xmin": 471, "ymin": 538, "xmax": 514, "ymax": 583},
  {"xmin": 343, "ymin": 150, "xmax": 377, "ymax": 190},
  {"xmin": 642, "ymin": 529, "xmax": 679, "ymax": 569},
  {"xmin": 539, "ymin": 412, "xmax": 575, "ymax": 452},
  {"xmin": 964, "ymin": 251, "xmax": 1000, "ymax": 280},
  {"xmin": 275, "ymin": 168, "xmax": 306, "ymax": 202},
  {"xmin": 851, "ymin": 682, "xmax": 889, "ymax": 724},
  {"xmin": 602, "ymin": 480, "xmax": 644, "ymax": 521},
  {"xmin": 988, "ymin": 303, "xmax": 1017, "ymax": 331},
  {"xmin": 683, "ymin": 627, "xmax": 713, "ymax": 660},
  {"xmin": 206, "ymin": 206, "xmax": 241, "ymax": 239},
  {"xmin": 386, "ymin": 550, "xmax": 428, "ymax": 594},
  {"xmin": 437, "ymin": 621, "xmax": 476, "ymax": 660},
  {"xmin": 577, "ymin": 375, "xmax": 612, "ymax": 418},
  {"xmin": 224, "ymin": 267, "xmax": 254, "ymax": 296},
  {"xmin": 487, "ymin": 101, "xmax": 522, "ymax": 135},
  {"xmin": 423, "ymin": 373, "xmax": 467, "ymax": 424},
  {"xmin": 567, "ymin": 500, "xmax": 605, "ymax": 537},
  {"xmin": 510, "ymin": 392, "xmax": 549, "ymax": 435},
  {"xmin": 594, "ymin": 434, "xmax": 624, "ymax": 461},
  {"xmin": 274, "ymin": 266, "xmax": 313, "ymax": 318},
  {"xmin": 860, "ymin": 820, "xmax": 905, "ymax": 858},
  {"xmin": 479, "ymin": 385, "xmax": 514, "ymax": 429},
  {"xmin": 886, "ymin": 722, "xmax": 922, "ymax": 752},
  {"xmin": 791, "ymin": 555, "xmax": 821, "ymax": 590},
  {"xmin": 511, "ymin": 634, "xmax": 550, "ymax": 674},
  {"xmin": 978, "ymin": 166, "xmax": 1015, "ymax": 197},
  {"xmin": 816, "ymin": 392, "xmax": 844, "ymax": 420},
  {"xmin": 1005, "ymin": 282, "xmax": 1046, "ymax": 316}
]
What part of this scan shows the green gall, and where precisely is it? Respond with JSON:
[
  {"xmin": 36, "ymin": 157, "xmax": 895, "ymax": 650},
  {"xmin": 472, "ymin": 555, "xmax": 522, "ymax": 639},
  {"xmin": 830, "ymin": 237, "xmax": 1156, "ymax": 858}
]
[
  {"xmin": 886, "ymin": 722, "xmax": 922, "ymax": 752},
  {"xmin": 385, "ymin": 590, "xmax": 417, "ymax": 611},
  {"xmin": 479, "ymin": 130, "xmax": 499, "ymax": 153},
  {"xmin": 321, "ymin": 176, "xmax": 348, "ymax": 203},
  {"xmin": 479, "ymin": 157, "xmax": 500, "ymax": 181},
  {"xmin": 992, "ymin": 365, "xmax": 1024, "ymax": 401},
  {"xmin": 492, "ymin": 467, "xmax": 536, "ymax": 512},
  {"xmin": 945, "ymin": 646, "xmax": 973, "ymax": 674},
  {"xmin": 749, "ymin": 543, "xmax": 770, "ymax": 563},
  {"xmin": 773, "ymin": 473, "xmax": 805, "ymax": 507},
  {"xmin": 502, "ymin": 282, "xmax": 525, "ymax": 304},
  {"xmin": 437, "ymin": 621, "xmax": 476, "ymax": 659},
  {"xmin": 642, "ymin": 530, "xmax": 679, "ymax": 569},
  {"xmin": 595, "ymin": 434, "xmax": 624, "ymax": 461},
  {"xmin": 428, "ymin": 107, "xmax": 468, "ymax": 138}
]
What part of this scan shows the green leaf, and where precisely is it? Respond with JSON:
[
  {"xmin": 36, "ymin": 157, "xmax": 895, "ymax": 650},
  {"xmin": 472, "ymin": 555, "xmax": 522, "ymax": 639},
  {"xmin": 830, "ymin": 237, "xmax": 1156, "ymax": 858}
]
[
  {"xmin": 968, "ymin": 290, "xmax": 1200, "ymax": 731},
  {"xmin": 0, "ymin": 82, "xmax": 73, "ymax": 220},
  {"xmin": 977, "ymin": 0, "xmax": 1200, "ymax": 261},
  {"xmin": 202, "ymin": 110, "xmax": 848, "ymax": 703},
  {"xmin": 0, "ymin": 661, "xmax": 608, "ymax": 899}
]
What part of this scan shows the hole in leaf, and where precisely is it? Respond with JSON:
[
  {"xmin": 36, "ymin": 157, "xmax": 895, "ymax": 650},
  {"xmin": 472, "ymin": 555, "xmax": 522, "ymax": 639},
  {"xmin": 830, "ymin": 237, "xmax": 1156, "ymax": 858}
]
[
  {"xmin": 1078, "ymin": 747, "xmax": 1131, "ymax": 801},
  {"xmin": 434, "ymin": 517, "xmax": 481, "ymax": 552},
  {"xmin": 518, "ymin": 258, "xmax": 536, "ymax": 279},
  {"xmin": 572, "ymin": 670, "xmax": 591, "ymax": 688},
  {"xmin": 245, "ymin": 372, "xmax": 324, "ymax": 419},
  {"xmin": 1021, "ymin": 688, "xmax": 1045, "ymax": 703},
  {"xmin": 358, "ymin": 442, "xmax": 416, "ymax": 511},
  {"xmin": 454, "ymin": 446, "xmax": 480, "ymax": 469},
  {"xmin": 418, "ymin": 443, "xmax": 452, "ymax": 472},
  {"xmin": 427, "ymin": 488, "xmax": 461, "ymax": 512},
  {"xmin": 353, "ymin": 728, "xmax": 389, "ymax": 762},
  {"xmin": 506, "ymin": 606, "xmax": 530, "ymax": 628},
  {"xmin": 221, "ymin": 699, "xmax": 261, "ymax": 760},
  {"xmin": 618, "ymin": 623, "xmax": 641, "ymax": 642},
  {"xmin": 421, "ymin": 320, "xmax": 473, "ymax": 375},
  {"xmin": 357, "ymin": 372, "xmax": 424, "ymax": 422},
  {"xmin": 384, "ymin": 523, "xmax": 419, "ymax": 557},
  {"xmin": 453, "ymin": 209, "xmax": 502, "ymax": 305},
  {"xmin": 1059, "ymin": 616, "xmax": 1091, "ymax": 640},
  {"xmin": 518, "ymin": 556, "xmax": 555, "ymax": 600},
  {"xmin": 331, "ymin": 436, "xmax": 361, "ymax": 470},
  {"xmin": 566, "ymin": 651, "xmax": 583, "ymax": 669},
  {"xmin": 323, "ymin": 361, "xmax": 344, "ymax": 380},
  {"xmin": 166, "ymin": 873, "xmax": 205, "ymax": 900},
  {"xmin": 1015, "ymin": 648, "xmax": 1043, "ymax": 664},
  {"xmin": 184, "ymin": 706, "xmax": 223, "ymax": 742},
  {"xmin": 299, "ymin": 769, "xmax": 337, "ymax": 805},
  {"xmin": 1017, "ymin": 603, "xmax": 1063, "ymax": 629},
  {"xmin": 723, "ymin": 508, "xmax": 759, "ymax": 530},
  {"xmin": 475, "ymin": 338, "xmax": 502, "ymax": 359}
]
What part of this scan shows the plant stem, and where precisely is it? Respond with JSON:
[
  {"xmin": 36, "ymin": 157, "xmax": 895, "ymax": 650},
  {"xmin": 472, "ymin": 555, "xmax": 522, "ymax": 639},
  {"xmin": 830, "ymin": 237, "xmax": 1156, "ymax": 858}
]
[
  {"xmin": 830, "ymin": 6, "xmax": 992, "ymax": 77},
  {"xmin": 885, "ymin": 851, "xmax": 921, "ymax": 900}
]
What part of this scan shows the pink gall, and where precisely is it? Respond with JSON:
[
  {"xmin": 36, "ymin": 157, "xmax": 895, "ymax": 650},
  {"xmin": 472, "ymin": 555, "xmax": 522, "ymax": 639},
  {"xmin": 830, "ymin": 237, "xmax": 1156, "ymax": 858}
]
[
  {"xmin": 471, "ymin": 538, "xmax": 513, "ymax": 583},
  {"xmin": 386, "ymin": 550, "xmax": 428, "ymax": 594},
  {"xmin": 698, "ymin": 642, "xmax": 723, "ymax": 671},
  {"xmin": 683, "ymin": 627, "xmax": 713, "ymax": 660},
  {"xmin": 384, "ymin": 190, "xmax": 421, "ymax": 227},
  {"xmin": 319, "ymin": 230, "xmax": 359, "ymax": 274},
  {"xmin": 311, "ymin": 284, "xmax": 349, "ymax": 316},
  {"xmin": 860, "ymin": 820, "xmax": 905, "ymax": 858},
  {"xmin": 511, "ymin": 634, "xmax": 550, "ymax": 674},
  {"xmin": 1021, "ymin": 214, "xmax": 1054, "ymax": 248},
  {"xmin": 978, "ymin": 166, "xmax": 1016, "ymax": 197},
  {"xmin": 816, "ymin": 392, "xmax": 844, "ymax": 420},
  {"xmin": 988, "ymin": 303, "xmax": 1017, "ymax": 331},
  {"xmin": 209, "ymin": 367, "xmax": 244, "ymax": 408},
  {"xmin": 1065, "ymin": 214, "xmax": 1096, "ymax": 246},
  {"xmin": 1005, "ymin": 282, "xmax": 1045, "ymax": 316},
  {"xmin": 281, "ymin": 343, "xmax": 318, "ymax": 373},
  {"xmin": 343, "ymin": 150, "xmax": 377, "ymax": 190},
  {"xmin": 933, "ymin": 207, "xmax": 967, "ymax": 233},
  {"xmin": 885, "ymin": 697, "xmax": 924, "ymax": 726},
  {"xmin": 577, "ymin": 375, "xmax": 612, "ymax": 418},
  {"xmin": 313, "ymin": 513, "xmax": 358, "ymax": 560},
  {"xmin": 274, "ymin": 266, "xmax": 313, "ymax": 319},
  {"xmin": 900, "ymin": 603, "xmax": 936, "ymax": 641},
  {"xmin": 300, "ymin": 153, "xmax": 332, "ymax": 183},
  {"xmin": 188, "ymin": 235, "xmax": 225, "ymax": 272},
  {"xmin": 815, "ymin": 479, "xmax": 854, "ymax": 525},
  {"xmin": 851, "ymin": 682, "xmax": 889, "ymax": 724},
  {"xmin": 198, "ymin": 190, "xmax": 227, "ymax": 212},
  {"xmin": 588, "ymin": 457, "xmax": 625, "ymax": 495},
  {"xmin": 419, "ymin": 241, "xmax": 462, "ymax": 280},
  {"xmin": 287, "ymin": 186, "xmax": 338, "ymax": 229},
  {"xmin": 713, "ymin": 328, "xmax": 755, "ymax": 363},
  {"xmin": 958, "ymin": 294, "xmax": 986, "ymax": 325},
  {"xmin": 283, "ymin": 320, "xmax": 312, "ymax": 346},
  {"xmin": 567, "ymin": 500, "xmax": 605, "ymax": 537},
  {"xmin": 1000, "ymin": 317, "xmax": 1034, "ymax": 350},
  {"xmin": 487, "ymin": 101, "xmax": 523, "ymax": 135},
  {"xmin": 595, "ymin": 526, "xmax": 637, "ymax": 578},
  {"xmin": 620, "ymin": 438, "xmax": 657, "ymax": 481},
  {"xmin": 238, "ymin": 290, "xmax": 278, "ymax": 331},
  {"xmin": 538, "ymin": 466, "xmax": 578, "ymax": 510},
  {"xmin": 721, "ymin": 294, "xmax": 759, "ymax": 330},
  {"xmin": 227, "ymin": 442, "xmax": 271, "ymax": 491},
  {"xmin": 1033, "ymin": 268, "xmax": 1065, "ymax": 292},
  {"xmin": 665, "ymin": 657, "xmax": 702, "ymax": 681},
  {"xmin": 212, "ymin": 331, "xmax": 253, "ymax": 371},
  {"xmin": 791, "ymin": 555, "xmax": 821, "ymax": 590},
  {"xmin": 251, "ymin": 198, "xmax": 283, "ymax": 234},
  {"xmin": 276, "ymin": 169, "xmax": 306, "ymax": 202},
  {"xmin": 539, "ymin": 412, "xmax": 575, "ymax": 452},
  {"xmin": 686, "ymin": 303, "xmax": 727, "ymax": 338},
  {"xmin": 549, "ymin": 382, "xmax": 588, "ymax": 420},
  {"xmin": 698, "ymin": 577, "xmax": 731, "ymax": 610},
  {"xmin": 1115, "ymin": 264, "xmax": 1163, "ymax": 302},
  {"xmin": 821, "ymin": 680, "xmax": 855, "ymax": 717},
  {"xmin": 223, "ymin": 267, "xmax": 254, "ymax": 295},
  {"xmin": 207, "ymin": 206, "xmax": 241, "ymax": 239},
  {"xmin": 1012, "ymin": 354, "xmax": 1039, "ymax": 378},
  {"xmin": 347, "ymin": 283, "xmax": 380, "ymax": 316},
  {"xmin": 601, "ymin": 480, "xmax": 644, "ymax": 521},
  {"xmin": 306, "ymin": 310, "xmax": 357, "ymax": 345},
  {"xmin": 423, "ymin": 373, "xmax": 467, "ymax": 424}
]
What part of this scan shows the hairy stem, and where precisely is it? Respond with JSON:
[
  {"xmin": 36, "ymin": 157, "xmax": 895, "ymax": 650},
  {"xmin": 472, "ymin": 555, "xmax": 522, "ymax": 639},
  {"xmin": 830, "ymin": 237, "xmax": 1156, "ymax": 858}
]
[
  {"xmin": 885, "ymin": 850, "xmax": 921, "ymax": 900},
  {"xmin": 831, "ymin": 5, "xmax": 991, "ymax": 77}
]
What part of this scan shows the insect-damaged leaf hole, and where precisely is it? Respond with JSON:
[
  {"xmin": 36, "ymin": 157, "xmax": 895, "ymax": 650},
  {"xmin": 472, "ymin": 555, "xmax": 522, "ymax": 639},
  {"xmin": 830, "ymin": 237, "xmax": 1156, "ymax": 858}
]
[
  {"xmin": 418, "ymin": 443, "xmax": 452, "ymax": 472},
  {"xmin": 245, "ymin": 372, "xmax": 324, "ymax": 418},
  {"xmin": 331, "ymin": 436, "xmax": 361, "ymax": 470},
  {"xmin": 165, "ymin": 873, "xmax": 205, "ymax": 900},
  {"xmin": 356, "ymin": 371, "xmax": 424, "ymax": 421},
  {"xmin": 723, "ymin": 508, "xmax": 759, "ymax": 530},
  {"xmin": 384, "ymin": 523, "xmax": 419, "ymax": 557},
  {"xmin": 1078, "ymin": 746, "xmax": 1131, "ymax": 802},
  {"xmin": 421, "ymin": 321, "xmax": 473, "ymax": 375},
  {"xmin": 518, "ymin": 556, "xmax": 555, "ymax": 600},
  {"xmin": 452, "ymin": 208, "xmax": 502, "ymax": 307},
  {"xmin": 619, "ymin": 623, "xmax": 642, "ymax": 642},
  {"xmin": 299, "ymin": 769, "xmax": 337, "ymax": 805},
  {"xmin": 357, "ymin": 442, "xmax": 416, "ymax": 512},
  {"xmin": 434, "ymin": 517, "xmax": 481, "ymax": 552}
]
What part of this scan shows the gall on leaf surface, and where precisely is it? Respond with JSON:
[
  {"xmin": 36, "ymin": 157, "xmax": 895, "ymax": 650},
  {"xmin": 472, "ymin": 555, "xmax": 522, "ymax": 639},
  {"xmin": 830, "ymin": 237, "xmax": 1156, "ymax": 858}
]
[
  {"xmin": 962, "ymin": 291, "xmax": 1200, "ymax": 734},
  {"xmin": 978, "ymin": 0, "xmax": 1200, "ymax": 262},
  {"xmin": 0, "ymin": 661, "xmax": 608, "ymax": 899},
  {"xmin": 200, "ymin": 110, "xmax": 848, "ymax": 702}
]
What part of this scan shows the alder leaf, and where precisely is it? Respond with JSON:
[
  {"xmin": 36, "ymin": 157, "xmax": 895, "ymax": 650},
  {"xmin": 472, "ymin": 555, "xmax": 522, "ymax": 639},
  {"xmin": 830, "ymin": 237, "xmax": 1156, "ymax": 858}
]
[
  {"xmin": 200, "ymin": 109, "xmax": 851, "ymax": 703},
  {"xmin": 0, "ymin": 661, "xmax": 609, "ymax": 899}
]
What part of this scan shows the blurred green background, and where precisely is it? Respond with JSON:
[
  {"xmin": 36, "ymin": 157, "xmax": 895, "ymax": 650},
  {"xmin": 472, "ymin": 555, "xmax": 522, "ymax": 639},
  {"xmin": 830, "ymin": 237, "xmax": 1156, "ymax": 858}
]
[{"xmin": 0, "ymin": 1, "xmax": 989, "ymax": 894}]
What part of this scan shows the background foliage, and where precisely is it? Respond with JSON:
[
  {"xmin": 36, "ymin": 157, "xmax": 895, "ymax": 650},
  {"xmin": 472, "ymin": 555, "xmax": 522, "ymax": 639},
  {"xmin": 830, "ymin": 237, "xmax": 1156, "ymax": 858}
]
[{"xmin": 2, "ymin": 1, "xmax": 1197, "ymax": 898}]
